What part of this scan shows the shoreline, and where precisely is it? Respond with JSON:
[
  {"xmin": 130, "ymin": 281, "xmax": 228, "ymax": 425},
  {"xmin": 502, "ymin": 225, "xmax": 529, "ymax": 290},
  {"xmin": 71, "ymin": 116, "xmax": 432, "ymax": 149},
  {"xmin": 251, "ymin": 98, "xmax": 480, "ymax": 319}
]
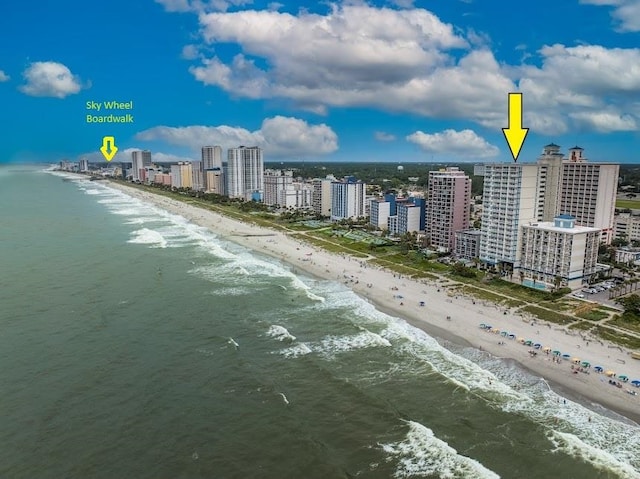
[{"xmin": 103, "ymin": 180, "xmax": 640, "ymax": 425}]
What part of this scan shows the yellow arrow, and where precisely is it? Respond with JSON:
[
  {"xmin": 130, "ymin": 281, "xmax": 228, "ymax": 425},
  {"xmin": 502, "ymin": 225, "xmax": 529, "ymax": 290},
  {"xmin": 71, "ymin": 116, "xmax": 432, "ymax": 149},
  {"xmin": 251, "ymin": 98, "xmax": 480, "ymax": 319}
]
[
  {"xmin": 502, "ymin": 92, "xmax": 529, "ymax": 163},
  {"xmin": 100, "ymin": 136, "xmax": 118, "ymax": 162}
]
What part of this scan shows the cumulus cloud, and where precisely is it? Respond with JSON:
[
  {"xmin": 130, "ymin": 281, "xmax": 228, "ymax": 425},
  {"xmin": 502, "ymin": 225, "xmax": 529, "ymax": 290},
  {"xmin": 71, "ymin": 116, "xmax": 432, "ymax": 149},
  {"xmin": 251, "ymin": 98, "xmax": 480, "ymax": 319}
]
[
  {"xmin": 0, "ymin": 70, "xmax": 9, "ymax": 82},
  {"xmin": 135, "ymin": 116, "xmax": 338, "ymax": 158},
  {"xmin": 181, "ymin": 44, "xmax": 200, "ymax": 60},
  {"xmin": 375, "ymin": 131, "xmax": 396, "ymax": 141},
  {"xmin": 580, "ymin": 0, "xmax": 640, "ymax": 32},
  {"xmin": 156, "ymin": 0, "xmax": 252, "ymax": 13},
  {"xmin": 19, "ymin": 62, "xmax": 84, "ymax": 98},
  {"xmin": 168, "ymin": 3, "xmax": 640, "ymax": 134},
  {"xmin": 406, "ymin": 129, "xmax": 499, "ymax": 158}
]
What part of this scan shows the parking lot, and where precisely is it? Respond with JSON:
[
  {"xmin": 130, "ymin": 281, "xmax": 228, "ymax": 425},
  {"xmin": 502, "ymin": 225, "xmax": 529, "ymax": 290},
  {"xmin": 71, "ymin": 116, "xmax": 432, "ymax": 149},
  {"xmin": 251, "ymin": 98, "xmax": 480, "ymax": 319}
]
[{"xmin": 570, "ymin": 279, "xmax": 624, "ymax": 309}]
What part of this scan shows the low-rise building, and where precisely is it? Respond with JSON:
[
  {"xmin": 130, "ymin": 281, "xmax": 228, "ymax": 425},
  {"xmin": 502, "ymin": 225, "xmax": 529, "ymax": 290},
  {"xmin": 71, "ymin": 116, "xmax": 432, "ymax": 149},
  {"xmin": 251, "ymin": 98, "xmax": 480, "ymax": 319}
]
[
  {"xmin": 454, "ymin": 229, "xmax": 482, "ymax": 260},
  {"xmin": 519, "ymin": 215, "xmax": 600, "ymax": 289}
]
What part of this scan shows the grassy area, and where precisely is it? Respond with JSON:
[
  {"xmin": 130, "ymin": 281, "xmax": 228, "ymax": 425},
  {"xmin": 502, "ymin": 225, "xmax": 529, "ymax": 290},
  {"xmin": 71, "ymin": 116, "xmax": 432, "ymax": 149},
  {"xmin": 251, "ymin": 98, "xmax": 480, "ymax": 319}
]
[
  {"xmin": 521, "ymin": 305, "xmax": 575, "ymax": 325},
  {"xmin": 459, "ymin": 285, "xmax": 526, "ymax": 308},
  {"xmin": 569, "ymin": 321, "xmax": 595, "ymax": 331},
  {"xmin": 593, "ymin": 326, "xmax": 640, "ymax": 350},
  {"xmin": 615, "ymin": 199, "xmax": 640, "ymax": 209},
  {"xmin": 576, "ymin": 309, "xmax": 610, "ymax": 321},
  {"xmin": 297, "ymin": 234, "xmax": 369, "ymax": 258},
  {"xmin": 607, "ymin": 315, "xmax": 640, "ymax": 334}
]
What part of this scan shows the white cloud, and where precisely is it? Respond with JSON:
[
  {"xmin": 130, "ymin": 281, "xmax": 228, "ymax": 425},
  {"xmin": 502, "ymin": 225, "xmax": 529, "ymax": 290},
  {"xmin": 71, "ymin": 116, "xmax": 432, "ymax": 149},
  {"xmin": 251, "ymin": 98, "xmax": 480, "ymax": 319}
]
[
  {"xmin": 580, "ymin": 0, "xmax": 640, "ymax": 32},
  {"xmin": 375, "ymin": 131, "xmax": 396, "ymax": 141},
  {"xmin": 167, "ymin": 4, "xmax": 640, "ymax": 134},
  {"xmin": 569, "ymin": 111, "xmax": 638, "ymax": 132},
  {"xmin": 0, "ymin": 70, "xmax": 9, "ymax": 82},
  {"xmin": 156, "ymin": 0, "xmax": 252, "ymax": 13},
  {"xmin": 406, "ymin": 129, "xmax": 499, "ymax": 158},
  {"xmin": 135, "ymin": 116, "xmax": 338, "ymax": 158},
  {"xmin": 19, "ymin": 62, "xmax": 84, "ymax": 98},
  {"xmin": 181, "ymin": 44, "xmax": 200, "ymax": 60}
]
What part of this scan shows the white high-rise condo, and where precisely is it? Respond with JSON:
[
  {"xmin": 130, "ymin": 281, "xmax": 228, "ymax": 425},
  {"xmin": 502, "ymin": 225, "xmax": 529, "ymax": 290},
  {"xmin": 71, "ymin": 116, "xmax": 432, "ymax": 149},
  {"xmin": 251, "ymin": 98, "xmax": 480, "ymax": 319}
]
[
  {"xmin": 330, "ymin": 178, "xmax": 366, "ymax": 221},
  {"xmin": 201, "ymin": 146, "xmax": 222, "ymax": 170},
  {"xmin": 226, "ymin": 146, "xmax": 264, "ymax": 200}
]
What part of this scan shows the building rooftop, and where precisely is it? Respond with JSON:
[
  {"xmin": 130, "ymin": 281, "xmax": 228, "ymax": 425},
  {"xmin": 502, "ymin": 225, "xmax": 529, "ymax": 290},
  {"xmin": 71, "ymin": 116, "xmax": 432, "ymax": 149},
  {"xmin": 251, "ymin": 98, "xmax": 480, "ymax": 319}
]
[{"xmin": 523, "ymin": 221, "xmax": 600, "ymax": 234}]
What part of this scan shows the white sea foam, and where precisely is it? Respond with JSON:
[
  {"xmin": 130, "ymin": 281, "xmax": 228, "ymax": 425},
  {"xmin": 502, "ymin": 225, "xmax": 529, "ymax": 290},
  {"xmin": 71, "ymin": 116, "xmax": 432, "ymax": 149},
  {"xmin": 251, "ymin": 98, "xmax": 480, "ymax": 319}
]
[
  {"xmin": 381, "ymin": 420, "xmax": 500, "ymax": 479},
  {"xmin": 549, "ymin": 431, "xmax": 640, "ymax": 479},
  {"xmin": 267, "ymin": 325, "xmax": 297, "ymax": 342},
  {"xmin": 84, "ymin": 188, "xmax": 102, "ymax": 195},
  {"xmin": 279, "ymin": 343, "xmax": 313, "ymax": 359},
  {"xmin": 205, "ymin": 286, "xmax": 252, "ymax": 297},
  {"xmin": 128, "ymin": 228, "xmax": 167, "ymax": 248}
]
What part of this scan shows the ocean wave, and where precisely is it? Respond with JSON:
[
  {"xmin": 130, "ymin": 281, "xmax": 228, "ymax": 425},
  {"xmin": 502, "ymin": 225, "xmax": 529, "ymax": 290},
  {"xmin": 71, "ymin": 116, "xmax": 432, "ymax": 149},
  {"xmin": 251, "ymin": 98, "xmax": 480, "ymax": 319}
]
[
  {"xmin": 380, "ymin": 420, "xmax": 500, "ymax": 479},
  {"xmin": 267, "ymin": 325, "xmax": 297, "ymax": 342},
  {"xmin": 127, "ymin": 228, "xmax": 167, "ymax": 248}
]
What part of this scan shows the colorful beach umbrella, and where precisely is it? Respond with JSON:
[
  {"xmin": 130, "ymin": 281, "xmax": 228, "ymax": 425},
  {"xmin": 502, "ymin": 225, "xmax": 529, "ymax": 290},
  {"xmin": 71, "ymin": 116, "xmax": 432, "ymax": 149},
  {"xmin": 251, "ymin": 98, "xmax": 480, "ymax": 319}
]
[
  {"xmin": 501, "ymin": 331, "xmax": 508, "ymax": 337},
  {"xmin": 517, "ymin": 337, "xmax": 525, "ymax": 343},
  {"xmin": 631, "ymin": 380, "xmax": 640, "ymax": 387},
  {"xmin": 562, "ymin": 353, "xmax": 571, "ymax": 359},
  {"xmin": 572, "ymin": 358, "xmax": 580, "ymax": 363},
  {"xmin": 553, "ymin": 350, "xmax": 561, "ymax": 356},
  {"xmin": 543, "ymin": 346, "xmax": 552, "ymax": 352},
  {"xmin": 605, "ymin": 370, "xmax": 616, "ymax": 377},
  {"xmin": 524, "ymin": 340, "xmax": 533, "ymax": 346},
  {"xmin": 581, "ymin": 361, "xmax": 590, "ymax": 368},
  {"xmin": 619, "ymin": 375, "xmax": 629, "ymax": 382},
  {"xmin": 508, "ymin": 333, "xmax": 516, "ymax": 339},
  {"xmin": 479, "ymin": 323, "xmax": 486, "ymax": 329},
  {"xmin": 534, "ymin": 343, "xmax": 542, "ymax": 349},
  {"xmin": 594, "ymin": 366, "xmax": 603, "ymax": 372}
]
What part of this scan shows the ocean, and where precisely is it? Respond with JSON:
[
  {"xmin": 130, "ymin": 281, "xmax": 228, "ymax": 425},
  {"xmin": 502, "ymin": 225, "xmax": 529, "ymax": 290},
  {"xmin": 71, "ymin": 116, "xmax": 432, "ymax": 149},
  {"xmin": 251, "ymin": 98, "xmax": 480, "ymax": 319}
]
[{"xmin": 1, "ymin": 166, "xmax": 639, "ymax": 479}]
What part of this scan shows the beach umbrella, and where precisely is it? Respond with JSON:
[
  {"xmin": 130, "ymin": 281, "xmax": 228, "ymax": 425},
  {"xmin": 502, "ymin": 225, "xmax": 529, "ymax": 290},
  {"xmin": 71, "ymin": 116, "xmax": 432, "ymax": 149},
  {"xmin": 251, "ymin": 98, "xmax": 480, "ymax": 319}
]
[
  {"xmin": 543, "ymin": 346, "xmax": 552, "ymax": 352},
  {"xmin": 517, "ymin": 337, "xmax": 525, "ymax": 343},
  {"xmin": 594, "ymin": 366, "xmax": 603, "ymax": 372},
  {"xmin": 581, "ymin": 361, "xmax": 590, "ymax": 368},
  {"xmin": 485, "ymin": 325, "xmax": 493, "ymax": 330},
  {"xmin": 493, "ymin": 329, "xmax": 501, "ymax": 334},
  {"xmin": 572, "ymin": 358, "xmax": 580, "ymax": 363},
  {"xmin": 501, "ymin": 331, "xmax": 508, "ymax": 337},
  {"xmin": 479, "ymin": 323, "xmax": 487, "ymax": 329},
  {"xmin": 553, "ymin": 350, "xmax": 561, "ymax": 356},
  {"xmin": 562, "ymin": 353, "xmax": 571, "ymax": 359},
  {"xmin": 534, "ymin": 343, "xmax": 542, "ymax": 349},
  {"xmin": 605, "ymin": 370, "xmax": 616, "ymax": 377},
  {"xmin": 619, "ymin": 375, "xmax": 629, "ymax": 382},
  {"xmin": 524, "ymin": 340, "xmax": 533, "ymax": 346},
  {"xmin": 508, "ymin": 333, "xmax": 516, "ymax": 339},
  {"xmin": 631, "ymin": 380, "xmax": 640, "ymax": 387}
]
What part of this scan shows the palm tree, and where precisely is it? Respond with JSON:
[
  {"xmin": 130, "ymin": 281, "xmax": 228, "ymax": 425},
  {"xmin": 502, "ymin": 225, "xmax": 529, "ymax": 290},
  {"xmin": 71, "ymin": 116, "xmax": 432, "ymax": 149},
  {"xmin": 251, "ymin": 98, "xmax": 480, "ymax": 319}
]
[
  {"xmin": 519, "ymin": 270, "xmax": 525, "ymax": 284},
  {"xmin": 553, "ymin": 275, "xmax": 562, "ymax": 291}
]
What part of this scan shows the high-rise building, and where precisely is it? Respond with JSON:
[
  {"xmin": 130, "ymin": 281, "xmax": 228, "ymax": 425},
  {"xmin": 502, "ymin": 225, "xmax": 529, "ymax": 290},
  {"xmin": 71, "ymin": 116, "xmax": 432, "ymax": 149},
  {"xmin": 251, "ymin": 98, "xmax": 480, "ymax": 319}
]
[
  {"xmin": 191, "ymin": 160, "xmax": 204, "ymax": 191},
  {"xmin": 79, "ymin": 158, "xmax": 89, "ymax": 172},
  {"xmin": 454, "ymin": 229, "xmax": 482, "ymax": 260},
  {"xmin": 202, "ymin": 146, "xmax": 222, "ymax": 170},
  {"xmin": 312, "ymin": 177, "xmax": 334, "ymax": 217},
  {"xmin": 370, "ymin": 199, "xmax": 391, "ymax": 229},
  {"xmin": 330, "ymin": 178, "xmax": 366, "ymax": 221},
  {"xmin": 226, "ymin": 146, "xmax": 264, "ymax": 200},
  {"xmin": 479, "ymin": 163, "xmax": 539, "ymax": 270},
  {"xmin": 131, "ymin": 150, "xmax": 151, "ymax": 182},
  {"xmin": 426, "ymin": 167, "xmax": 471, "ymax": 252},
  {"xmin": 205, "ymin": 168, "xmax": 224, "ymax": 194},
  {"xmin": 170, "ymin": 162, "xmax": 193, "ymax": 189},
  {"xmin": 520, "ymin": 215, "xmax": 600, "ymax": 289},
  {"xmin": 536, "ymin": 144, "xmax": 619, "ymax": 244},
  {"xmin": 263, "ymin": 170, "xmax": 293, "ymax": 206}
]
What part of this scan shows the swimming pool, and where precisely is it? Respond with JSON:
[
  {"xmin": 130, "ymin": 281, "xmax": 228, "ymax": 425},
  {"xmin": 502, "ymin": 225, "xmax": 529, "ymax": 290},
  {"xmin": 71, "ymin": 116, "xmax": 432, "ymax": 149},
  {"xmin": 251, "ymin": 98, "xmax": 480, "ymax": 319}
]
[{"xmin": 522, "ymin": 279, "xmax": 547, "ymax": 290}]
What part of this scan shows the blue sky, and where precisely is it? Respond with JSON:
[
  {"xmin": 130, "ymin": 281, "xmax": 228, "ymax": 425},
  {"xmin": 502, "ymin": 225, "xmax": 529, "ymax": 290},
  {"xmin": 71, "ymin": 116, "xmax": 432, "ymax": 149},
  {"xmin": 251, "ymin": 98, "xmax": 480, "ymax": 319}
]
[{"xmin": 1, "ymin": 0, "xmax": 640, "ymax": 164}]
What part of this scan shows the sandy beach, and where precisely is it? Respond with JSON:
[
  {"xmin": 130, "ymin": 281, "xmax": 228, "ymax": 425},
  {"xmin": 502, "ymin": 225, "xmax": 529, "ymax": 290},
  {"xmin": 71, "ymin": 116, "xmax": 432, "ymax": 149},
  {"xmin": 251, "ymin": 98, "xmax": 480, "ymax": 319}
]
[{"xmin": 107, "ymin": 181, "xmax": 640, "ymax": 424}]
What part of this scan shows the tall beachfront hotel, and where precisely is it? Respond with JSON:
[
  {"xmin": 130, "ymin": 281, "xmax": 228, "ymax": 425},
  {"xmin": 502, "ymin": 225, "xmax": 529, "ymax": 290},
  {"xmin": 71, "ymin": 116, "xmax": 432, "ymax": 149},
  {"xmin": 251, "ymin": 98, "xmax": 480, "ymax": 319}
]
[
  {"xmin": 201, "ymin": 146, "xmax": 223, "ymax": 193},
  {"xmin": 226, "ymin": 146, "xmax": 264, "ymax": 200},
  {"xmin": 330, "ymin": 177, "xmax": 366, "ymax": 221},
  {"xmin": 426, "ymin": 167, "xmax": 471, "ymax": 252},
  {"xmin": 478, "ymin": 163, "xmax": 539, "ymax": 270},
  {"xmin": 131, "ymin": 150, "xmax": 151, "ymax": 182},
  {"xmin": 478, "ymin": 144, "xmax": 619, "ymax": 286}
]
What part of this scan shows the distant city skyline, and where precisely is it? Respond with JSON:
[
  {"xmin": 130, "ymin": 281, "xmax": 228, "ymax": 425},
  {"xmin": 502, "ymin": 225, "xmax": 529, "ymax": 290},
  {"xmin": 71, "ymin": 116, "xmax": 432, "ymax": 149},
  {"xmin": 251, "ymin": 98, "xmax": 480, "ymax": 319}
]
[{"xmin": 2, "ymin": 1, "xmax": 640, "ymax": 164}]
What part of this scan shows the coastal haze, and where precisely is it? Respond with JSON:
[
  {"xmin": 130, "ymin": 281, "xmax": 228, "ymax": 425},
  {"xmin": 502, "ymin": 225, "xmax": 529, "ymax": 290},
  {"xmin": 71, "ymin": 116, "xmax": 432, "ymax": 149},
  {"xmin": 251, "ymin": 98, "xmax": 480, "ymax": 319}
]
[{"xmin": 1, "ymin": 167, "xmax": 639, "ymax": 478}]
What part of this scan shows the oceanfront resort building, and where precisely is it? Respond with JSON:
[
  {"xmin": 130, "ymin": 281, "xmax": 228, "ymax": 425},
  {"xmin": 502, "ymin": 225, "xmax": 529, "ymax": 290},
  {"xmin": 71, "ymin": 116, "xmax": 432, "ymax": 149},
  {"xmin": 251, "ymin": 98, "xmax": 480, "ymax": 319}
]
[
  {"xmin": 131, "ymin": 150, "xmax": 151, "ymax": 182},
  {"xmin": 330, "ymin": 177, "xmax": 366, "ymax": 221},
  {"xmin": 519, "ymin": 215, "xmax": 600, "ymax": 289},
  {"xmin": 426, "ymin": 167, "xmax": 472, "ymax": 252},
  {"xmin": 226, "ymin": 146, "xmax": 264, "ymax": 200}
]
